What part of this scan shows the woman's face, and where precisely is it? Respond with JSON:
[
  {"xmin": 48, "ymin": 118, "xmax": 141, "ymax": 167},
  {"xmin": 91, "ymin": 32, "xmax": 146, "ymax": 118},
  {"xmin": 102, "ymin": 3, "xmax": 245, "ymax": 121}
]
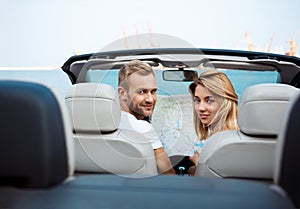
[{"xmin": 193, "ymin": 84, "xmax": 222, "ymax": 126}]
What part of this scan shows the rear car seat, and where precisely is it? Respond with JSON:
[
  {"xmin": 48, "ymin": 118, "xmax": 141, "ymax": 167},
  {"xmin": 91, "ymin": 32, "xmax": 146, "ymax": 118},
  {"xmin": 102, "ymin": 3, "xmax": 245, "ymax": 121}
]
[{"xmin": 0, "ymin": 80, "xmax": 74, "ymax": 188}]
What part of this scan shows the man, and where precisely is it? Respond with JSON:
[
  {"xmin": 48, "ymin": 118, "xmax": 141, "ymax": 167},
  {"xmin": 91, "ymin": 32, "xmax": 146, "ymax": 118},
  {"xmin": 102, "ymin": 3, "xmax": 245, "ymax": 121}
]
[{"xmin": 118, "ymin": 60, "xmax": 176, "ymax": 175}]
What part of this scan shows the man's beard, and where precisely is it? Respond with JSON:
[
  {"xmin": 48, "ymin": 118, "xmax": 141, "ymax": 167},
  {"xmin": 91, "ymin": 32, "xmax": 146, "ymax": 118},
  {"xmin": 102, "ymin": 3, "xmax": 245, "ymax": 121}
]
[{"xmin": 128, "ymin": 102, "xmax": 155, "ymax": 119}]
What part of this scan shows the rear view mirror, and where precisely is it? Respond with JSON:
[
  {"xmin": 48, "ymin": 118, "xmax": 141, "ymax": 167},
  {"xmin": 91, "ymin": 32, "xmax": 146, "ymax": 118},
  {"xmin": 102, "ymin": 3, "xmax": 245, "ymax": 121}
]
[{"xmin": 163, "ymin": 70, "xmax": 198, "ymax": 81}]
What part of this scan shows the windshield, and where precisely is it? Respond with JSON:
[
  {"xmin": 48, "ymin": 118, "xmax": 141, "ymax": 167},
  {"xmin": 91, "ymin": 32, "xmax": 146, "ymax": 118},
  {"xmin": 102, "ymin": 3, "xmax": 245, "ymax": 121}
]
[
  {"xmin": 87, "ymin": 68, "xmax": 279, "ymax": 100},
  {"xmin": 85, "ymin": 65, "xmax": 279, "ymax": 156}
]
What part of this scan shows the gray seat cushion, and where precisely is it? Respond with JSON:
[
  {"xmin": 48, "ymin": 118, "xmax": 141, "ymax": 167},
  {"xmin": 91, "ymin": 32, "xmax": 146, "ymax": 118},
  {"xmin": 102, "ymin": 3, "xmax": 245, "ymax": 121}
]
[
  {"xmin": 66, "ymin": 83, "xmax": 158, "ymax": 176},
  {"xmin": 195, "ymin": 83, "xmax": 299, "ymax": 180}
]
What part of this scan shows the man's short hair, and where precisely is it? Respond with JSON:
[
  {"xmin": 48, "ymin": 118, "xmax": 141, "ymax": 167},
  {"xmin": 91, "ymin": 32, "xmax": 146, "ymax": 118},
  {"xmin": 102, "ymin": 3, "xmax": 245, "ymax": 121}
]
[{"xmin": 118, "ymin": 60, "xmax": 155, "ymax": 89}]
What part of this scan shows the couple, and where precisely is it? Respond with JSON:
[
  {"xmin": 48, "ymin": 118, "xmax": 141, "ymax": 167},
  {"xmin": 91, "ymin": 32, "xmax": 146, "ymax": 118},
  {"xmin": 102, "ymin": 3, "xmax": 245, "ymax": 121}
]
[{"xmin": 117, "ymin": 60, "xmax": 239, "ymax": 175}]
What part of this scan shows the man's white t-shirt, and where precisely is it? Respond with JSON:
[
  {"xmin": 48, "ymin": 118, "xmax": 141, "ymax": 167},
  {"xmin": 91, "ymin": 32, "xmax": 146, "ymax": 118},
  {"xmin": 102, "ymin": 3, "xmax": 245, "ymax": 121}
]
[{"xmin": 118, "ymin": 111, "xmax": 163, "ymax": 149}]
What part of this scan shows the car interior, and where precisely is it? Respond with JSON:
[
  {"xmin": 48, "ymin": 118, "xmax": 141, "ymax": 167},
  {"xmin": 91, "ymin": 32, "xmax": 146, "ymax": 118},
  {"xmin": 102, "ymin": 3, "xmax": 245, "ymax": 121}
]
[
  {"xmin": 1, "ymin": 48, "xmax": 300, "ymax": 208},
  {"xmin": 0, "ymin": 79, "xmax": 297, "ymax": 209}
]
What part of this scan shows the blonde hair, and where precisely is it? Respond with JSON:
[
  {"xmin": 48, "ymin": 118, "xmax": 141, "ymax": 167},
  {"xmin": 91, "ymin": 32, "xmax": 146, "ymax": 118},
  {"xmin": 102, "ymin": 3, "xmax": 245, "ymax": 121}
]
[
  {"xmin": 189, "ymin": 70, "xmax": 239, "ymax": 140},
  {"xmin": 118, "ymin": 60, "xmax": 155, "ymax": 89}
]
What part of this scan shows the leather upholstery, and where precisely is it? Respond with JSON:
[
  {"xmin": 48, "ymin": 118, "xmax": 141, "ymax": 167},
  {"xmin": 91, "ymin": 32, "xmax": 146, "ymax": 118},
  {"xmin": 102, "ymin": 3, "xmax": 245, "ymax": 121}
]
[
  {"xmin": 274, "ymin": 91, "xmax": 300, "ymax": 208},
  {"xmin": 195, "ymin": 83, "xmax": 299, "ymax": 180},
  {"xmin": 0, "ymin": 80, "xmax": 74, "ymax": 188},
  {"xmin": 65, "ymin": 83, "xmax": 158, "ymax": 176}
]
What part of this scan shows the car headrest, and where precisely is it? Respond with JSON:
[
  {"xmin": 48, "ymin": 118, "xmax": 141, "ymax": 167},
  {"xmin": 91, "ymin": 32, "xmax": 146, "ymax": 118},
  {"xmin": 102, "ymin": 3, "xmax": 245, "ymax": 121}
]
[
  {"xmin": 0, "ymin": 80, "xmax": 74, "ymax": 188},
  {"xmin": 274, "ymin": 91, "xmax": 300, "ymax": 208},
  {"xmin": 238, "ymin": 83, "xmax": 299, "ymax": 137},
  {"xmin": 65, "ymin": 83, "xmax": 120, "ymax": 133}
]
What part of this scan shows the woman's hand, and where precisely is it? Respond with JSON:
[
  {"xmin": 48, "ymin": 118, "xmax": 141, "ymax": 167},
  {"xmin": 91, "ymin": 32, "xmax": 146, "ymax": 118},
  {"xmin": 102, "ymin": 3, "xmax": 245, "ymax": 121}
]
[
  {"xmin": 189, "ymin": 151, "xmax": 199, "ymax": 166},
  {"xmin": 187, "ymin": 152, "xmax": 199, "ymax": 176}
]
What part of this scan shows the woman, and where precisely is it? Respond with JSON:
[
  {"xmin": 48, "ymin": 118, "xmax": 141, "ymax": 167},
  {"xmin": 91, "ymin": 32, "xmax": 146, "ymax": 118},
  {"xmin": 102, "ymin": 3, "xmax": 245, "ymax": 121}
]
[{"xmin": 187, "ymin": 70, "xmax": 239, "ymax": 175}]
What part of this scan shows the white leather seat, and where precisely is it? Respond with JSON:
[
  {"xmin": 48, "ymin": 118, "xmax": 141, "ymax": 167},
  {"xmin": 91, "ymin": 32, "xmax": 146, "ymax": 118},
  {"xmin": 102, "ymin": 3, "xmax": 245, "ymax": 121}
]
[
  {"xmin": 65, "ymin": 83, "xmax": 158, "ymax": 176},
  {"xmin": 195, "ymin": 83, "xmax": 299, "ymax": 180}
]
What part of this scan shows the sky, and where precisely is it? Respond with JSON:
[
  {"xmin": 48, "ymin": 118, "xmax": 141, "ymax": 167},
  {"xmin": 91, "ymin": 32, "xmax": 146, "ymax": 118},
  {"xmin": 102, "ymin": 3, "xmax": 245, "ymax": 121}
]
[{"xmin": 0, "ymin": 0, "xmax": 299, "ymax": 67}]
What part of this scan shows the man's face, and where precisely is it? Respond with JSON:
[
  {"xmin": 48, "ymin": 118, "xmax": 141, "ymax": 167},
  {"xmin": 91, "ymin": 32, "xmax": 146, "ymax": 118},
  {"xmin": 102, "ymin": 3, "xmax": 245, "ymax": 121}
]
[{"xmin": 121, "ymin": 72, "xmax": 157, "ymax": 120}]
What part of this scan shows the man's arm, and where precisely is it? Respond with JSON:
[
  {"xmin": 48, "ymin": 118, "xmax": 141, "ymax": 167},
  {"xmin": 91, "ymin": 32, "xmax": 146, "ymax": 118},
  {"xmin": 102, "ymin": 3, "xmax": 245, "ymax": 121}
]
[{"xmin": 154, "ymin": 147, "xmax": 176, "ymax": 175}]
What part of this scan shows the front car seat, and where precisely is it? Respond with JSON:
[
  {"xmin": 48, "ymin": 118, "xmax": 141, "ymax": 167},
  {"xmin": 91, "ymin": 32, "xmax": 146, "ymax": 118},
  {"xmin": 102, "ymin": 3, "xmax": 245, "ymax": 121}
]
[
  {"xmin": 65, "ymin": 83, "xmax": 158, "ymax": 176},
  {"xmin": 195, "ymin": 83, "xmax": 299, "ymax": 180}
]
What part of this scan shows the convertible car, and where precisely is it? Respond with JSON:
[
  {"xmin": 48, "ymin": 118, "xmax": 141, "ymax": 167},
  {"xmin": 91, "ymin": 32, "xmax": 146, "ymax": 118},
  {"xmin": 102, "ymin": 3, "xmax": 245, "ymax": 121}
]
[{"xmin": 0, "ymin": 46, "xmax": 300, "ymax": 209}]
